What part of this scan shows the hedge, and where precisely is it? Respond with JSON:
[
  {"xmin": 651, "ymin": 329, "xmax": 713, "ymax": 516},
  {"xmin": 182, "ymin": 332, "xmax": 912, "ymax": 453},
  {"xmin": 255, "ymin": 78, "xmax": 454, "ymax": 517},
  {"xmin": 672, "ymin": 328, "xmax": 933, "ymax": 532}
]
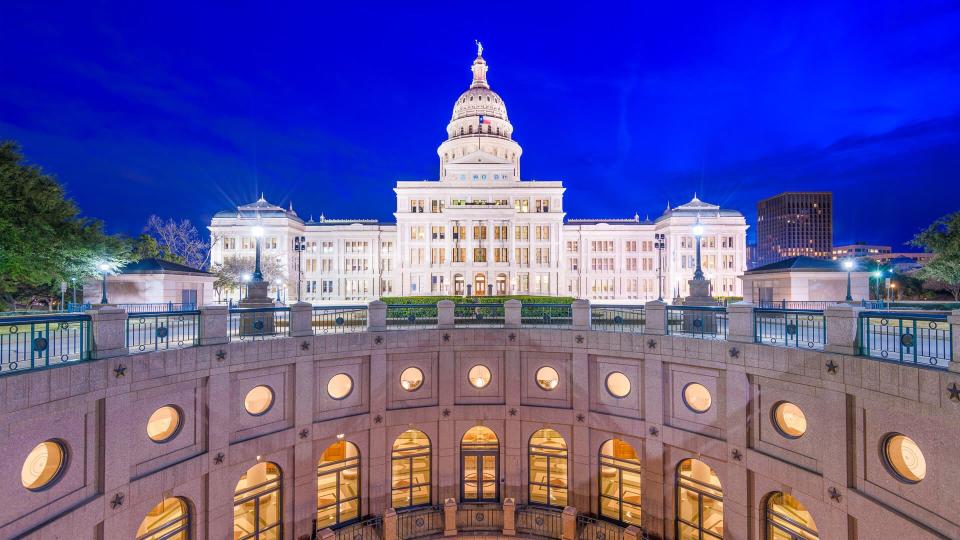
[{"xmin": 380, "ymin": 295, "xmax": 575, "ymax": 305}]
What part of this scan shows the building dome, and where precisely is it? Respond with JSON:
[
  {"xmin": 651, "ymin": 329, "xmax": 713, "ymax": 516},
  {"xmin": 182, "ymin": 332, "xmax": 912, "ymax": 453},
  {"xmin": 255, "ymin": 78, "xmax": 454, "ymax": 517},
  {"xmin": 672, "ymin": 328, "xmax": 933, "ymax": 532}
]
[{"xmin": 451, "ymin": 86, "xmax": 508, "ymax": 122}]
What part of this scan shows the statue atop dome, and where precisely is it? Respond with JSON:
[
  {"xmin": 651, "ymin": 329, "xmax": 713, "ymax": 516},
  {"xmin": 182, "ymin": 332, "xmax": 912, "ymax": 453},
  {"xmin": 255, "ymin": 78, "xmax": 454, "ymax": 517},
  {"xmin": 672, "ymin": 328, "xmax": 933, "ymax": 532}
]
[{"xmin": 475, "ymin": 39, "xmax": 483, "ymax": 57}]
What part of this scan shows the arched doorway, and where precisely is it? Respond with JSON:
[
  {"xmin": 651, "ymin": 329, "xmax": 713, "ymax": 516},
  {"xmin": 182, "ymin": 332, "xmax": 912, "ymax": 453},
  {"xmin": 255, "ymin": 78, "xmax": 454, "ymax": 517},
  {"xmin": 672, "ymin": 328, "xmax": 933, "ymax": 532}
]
[
  {"xmin": 765, "ymin": 492, "xmax": 818, "ymax": 540},
  {"xmin": 496, "ymin": 274, "xmax": 507, "ymax": 295},
  {"xmin": 454, "ymin": 274, "xmax": 465, "ymax": 296},
  {"xmin": 676, "ymin": 459, "xmax": 723, "ymax": 539},
  {"xmin": 474, "ymin": 274, "xmax": 487, "ymax": 296},
  {"xmin": 391, "ymin": 429, "xmax": 431, "ymax": 510},
  {"xmin": 136, "ymin": 497, "xmax": 189, "ymax": 540},
  {"xmin": 528, "ymin": 428, "xmax": 568, "ymax": 507},
  {"xmin": 599, "ymin": 439, "xmax": 642, "ymax": 526},
  {"xmin": 234, "ymin": 462, "xmax": 282, "ymax": 540},
  {"xmin": 317, "ymin": 441, "xmax": 360, "ymax": 529},
  {"xmin": 461, "ymin": 426, "xmax": 499, "ymax": 502}
]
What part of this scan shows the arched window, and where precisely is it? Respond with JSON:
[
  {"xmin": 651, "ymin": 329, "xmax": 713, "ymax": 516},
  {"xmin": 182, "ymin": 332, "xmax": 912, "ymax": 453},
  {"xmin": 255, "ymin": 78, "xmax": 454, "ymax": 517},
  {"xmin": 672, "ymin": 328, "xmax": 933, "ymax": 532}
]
[
  {"xmin": 469, "ymin": 125, "xmax": 474, "ymax": 134},
  {"xmin": 529, "ymin": 428, "xmax": 567, "ymax": 507},
  {"xmin": 136, "ymin": 497, "xmax": 189, "ymax": 540},
  {"xmin": 676, "ymin": 459, "xmax": 723, "ymax": 539},
  {"xmin": 460, "ymin": 127, "xmax": 464, "ymax": 136},
  {"xmin": 599, "ymin": 439, "xmax": 642, "ymax": 526},
  {"xmin": 765, "ymin": 492, "xmax": 818, "ymax": 540},
  {"xmin": 462, "ymin": 426, "xmax": 499, "ymax": 502},
  {"xmin": 317, "ymin": 441, "xmax": 360, "ymax": 529},
  {"xmin": 234, "ymin": 462, "xmax": 282, "ymax": 539},
  {"xmin": 392, "ymin": 429, "xmax": 431, "ymax": 509}
]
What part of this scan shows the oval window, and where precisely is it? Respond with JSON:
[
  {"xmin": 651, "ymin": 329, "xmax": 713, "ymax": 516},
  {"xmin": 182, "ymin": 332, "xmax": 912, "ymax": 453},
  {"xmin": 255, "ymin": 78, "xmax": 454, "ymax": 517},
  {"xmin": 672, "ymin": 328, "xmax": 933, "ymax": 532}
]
[
  {"xmin": 468, "ymin": 365, "xmax": 491, "ymax": 388},
  {"xmin": 147, "ymin": 405, "xmax": 182, "ymax": 443},
  {"xmin": 21, "ymin": 440, "xmax": 67, "ymax": 491},
  {"xmin": 883, "ymin": 433, "xmax": 926, "ymax": 483},
  {"xmin": 682, "ymin": 383, "xmax": 712, "ymax": 413},
  {"xmin": 244, "ymin": 385, "xmax": 275, "ymax": 416},
  {"xmin": 327, "ymin": 373, "xmax": 354, "ymax": 400},
  {"xmin": 605, "ymin": 372, "xmax": 631, "ymax": 398},
  {"xmin": 536, "ymin": 366, "xmax": 559, "ymax": 390},
  {"xmin": 772, "ymin": 402, "xmax": 807, "ymax": 438},
  {"xmin": 400, "ymin": 367, "xmax": 424, "ymax": 391}
]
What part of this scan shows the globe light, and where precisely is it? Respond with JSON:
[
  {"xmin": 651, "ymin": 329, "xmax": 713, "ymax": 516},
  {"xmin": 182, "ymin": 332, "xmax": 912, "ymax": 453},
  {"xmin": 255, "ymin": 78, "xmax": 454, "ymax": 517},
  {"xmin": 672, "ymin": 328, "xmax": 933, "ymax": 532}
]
[
  {"xmin": 842, "ymin": 260, "xmax": 854, "ymax": 271},
  {"xmin": 873, "ymin": 270, "xmax": 882, "ymax": 278},
  {"xmin": 692, "ymin": 223, "xmax": 704, "ymax": 237},
  {"xmin": 242, "ymin": 273, "xmax": 251, "ymax": 283},
  {"xmin": 98, "ymin": 262, "xmax": 111, "ymax": 272},
  {"xmin": 251, "ymin": 225, "xmax": 264, "ymax": 238}
]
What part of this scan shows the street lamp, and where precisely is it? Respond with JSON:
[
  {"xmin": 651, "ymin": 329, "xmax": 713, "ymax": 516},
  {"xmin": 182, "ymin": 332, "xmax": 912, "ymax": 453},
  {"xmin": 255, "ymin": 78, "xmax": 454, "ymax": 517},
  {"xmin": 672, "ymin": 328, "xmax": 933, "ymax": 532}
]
[
  {"xmin": 654, "ymin": 233, "xmax": 666, "ymax": 301},
  {"xmin": 98, "ymin": 262, "xmax": 111, "ymax": 304},
  {"xmin": 274, "ymin": 278, "xmax": 282, "ymax": 302},
  {"xmin": 293, "ymin": 235, "xmax": 306, "ymax": 302},
  {"xmin": 241, "ymin": 273, "xmax": 251, "ymax": 302},
  {"xmin": 692, "ymin": 219, "xmax": 705, "ymax": 281},
  {"xmin": 251, "ymin": 225, "xmax": 265, "ymax": 283},
  {"xmin": 842, "ymin": 259, "xmax": 854, "ymax": 301},
  {"xmin": 71, "ymin": 277, "xmax": 77, "ymax": 305}
]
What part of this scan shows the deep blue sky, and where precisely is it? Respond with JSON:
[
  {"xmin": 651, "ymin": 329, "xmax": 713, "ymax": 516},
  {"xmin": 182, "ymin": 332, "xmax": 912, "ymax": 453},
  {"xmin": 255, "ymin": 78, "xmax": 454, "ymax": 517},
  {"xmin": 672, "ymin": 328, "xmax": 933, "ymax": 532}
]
[{"xmin": 2, "ymin": 1, "xmax": 958, "ymax": 247}]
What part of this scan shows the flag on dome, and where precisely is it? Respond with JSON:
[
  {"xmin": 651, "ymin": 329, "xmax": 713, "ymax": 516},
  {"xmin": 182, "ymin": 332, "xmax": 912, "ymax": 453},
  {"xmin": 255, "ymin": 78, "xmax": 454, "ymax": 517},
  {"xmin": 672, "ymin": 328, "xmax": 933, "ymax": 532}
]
[{"xmin": 478, "ymin": 116, "xmax": 491, "ymax": 125}]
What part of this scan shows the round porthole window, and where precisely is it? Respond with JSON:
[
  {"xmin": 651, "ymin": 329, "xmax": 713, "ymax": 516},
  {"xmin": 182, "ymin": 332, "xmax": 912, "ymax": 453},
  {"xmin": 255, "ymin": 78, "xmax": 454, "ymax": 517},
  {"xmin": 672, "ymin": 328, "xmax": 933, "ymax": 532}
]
[
  {"xmin": 682, "ymin": 383, "xmax": 712, "ymax": 413},
  {"xmin": 146, "ymin": 405, "xmax": 182, "ymax": 443},
  {"xmin": 327, "ymin": 373, "xmax": 354, "ymax": 399},
  {"xmin": 536, "ymin": 366, "xmax": 559, "ymax": 390},
  {"xmin": 21, "ymin": 440, "xmax": 67, "ymax": 491},
  {"xmin": 883, "ymin": 433, "xmax": 926, "ymax": 483},
  {"xmin": 468, "ymin": 365, "xmax": 491, "ymax": 388},
  {"xmin": 400, "ymin": 367, "xmax": 424, "ymax": 391},
  {"xmin": 771, "ymin": 401, "xmax": 807, "ymax": 438},
  {"xmin": 605, "ymin": 372, "xmax": 631, "ymax": 398},
  {"xmin": 244, "ymin": 385, "xmax": 274, "ymax": 416}
]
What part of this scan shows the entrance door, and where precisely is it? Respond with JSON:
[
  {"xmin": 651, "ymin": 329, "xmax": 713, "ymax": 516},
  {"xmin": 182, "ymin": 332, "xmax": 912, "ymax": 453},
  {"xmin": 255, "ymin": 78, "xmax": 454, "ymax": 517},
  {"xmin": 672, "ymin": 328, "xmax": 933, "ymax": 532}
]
[
  {"xmin": 496, "ymin": 274, "xmax": 507, "ymax": 295},
  {"xmin": 461, "ymin": 426, "xmax": 499, "ymax": 502},
  {"xmin": 474, "ymin": 274, "xmax": 487, "ymax": 296}
]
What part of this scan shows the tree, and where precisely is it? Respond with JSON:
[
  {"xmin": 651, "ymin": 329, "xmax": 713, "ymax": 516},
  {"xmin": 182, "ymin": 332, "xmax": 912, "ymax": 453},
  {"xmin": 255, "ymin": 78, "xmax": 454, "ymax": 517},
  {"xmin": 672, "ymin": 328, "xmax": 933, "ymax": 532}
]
[
  {"xmin": 0, "ymin": 142, "xmax": 131, "ymax": 308},
  {"xmin": 143, "ymin": 215, "xmax": 210, "ymax": 269},
  {"xmin": 211, "ymin": 256, "xmax": 286, "ymax": 301},
  {"xmin": 910, "ymin": 211, "xmax": 960, "ymax": 300}
]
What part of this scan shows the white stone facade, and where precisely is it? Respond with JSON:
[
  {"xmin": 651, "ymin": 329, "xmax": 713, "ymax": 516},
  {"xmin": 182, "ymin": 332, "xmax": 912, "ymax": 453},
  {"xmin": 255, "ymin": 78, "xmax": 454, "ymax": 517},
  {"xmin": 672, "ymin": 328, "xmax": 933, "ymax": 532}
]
[{"xmin": 209, "ymin": 51, "xmax": 748, "ymax": 302}]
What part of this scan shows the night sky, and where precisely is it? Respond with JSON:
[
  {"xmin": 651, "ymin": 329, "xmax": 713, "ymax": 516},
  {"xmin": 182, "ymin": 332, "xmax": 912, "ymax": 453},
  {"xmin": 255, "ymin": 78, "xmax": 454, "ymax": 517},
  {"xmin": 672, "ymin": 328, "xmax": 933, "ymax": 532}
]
[{"xmin": 1, "ymin": 2, "xmax": 958, "ymax": 247}]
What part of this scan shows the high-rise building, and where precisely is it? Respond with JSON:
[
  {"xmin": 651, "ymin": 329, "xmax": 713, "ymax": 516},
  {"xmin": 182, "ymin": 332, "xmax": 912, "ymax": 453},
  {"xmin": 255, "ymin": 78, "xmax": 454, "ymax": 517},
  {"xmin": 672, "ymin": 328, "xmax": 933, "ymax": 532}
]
[{"xmin": 755, "ymin": 192, "xmax": 832, "ymax": 266}]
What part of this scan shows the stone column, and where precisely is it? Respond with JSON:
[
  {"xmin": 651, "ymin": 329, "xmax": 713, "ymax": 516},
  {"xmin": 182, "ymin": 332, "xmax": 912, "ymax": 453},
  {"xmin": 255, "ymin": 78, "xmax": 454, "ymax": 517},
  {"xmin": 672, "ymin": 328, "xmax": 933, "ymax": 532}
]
[
  {"xmin": 369, "ymin": 300, "xmax": 387, "ymax": 331},
  {"xmin": 504, "ymin": 299, "xmax": 522, "ymax": 328},
  {"xmin": 89, "ymin": 306, "xmax": 127, "ymax": 359},
  {"xmin": 561, "ymin": 506, "xmax": 577, "ymax": 540},
  {"xmin": 502, "ymin": 498, "xmax": 516, "ymax": 536},
  {"xmin": 643, "ymin": 301, "xmax": 667, "ymax": 335},
  {"xmin": 824, "ymin": 304, "xmax": 862, "ymax": 355},
  {"xmin": 383, "ymin": 508, "xmax": 398, "ymax": 540},
  {"xmin": 726, "ymin": 302, "xmax": 755, "ymax": 343},
  {"xmin": 571, "ymin": 299, "xmax": 590, "ymax": 330},
  {"xmin": 288, "ymin": 302, "xmax": 314, "ymax": 337},
  {"xmin": 443, "ymin": 497, "xmax": 458, "ymax": 536},
  {"xmin": 438, "ymin": 300, "xmax": 455, "ymax": 329},
  {"xmin": 949, "ymin": 310, "xmax": 960, "ymax": 373},
  {"xmin": 199, "ymin": 304, "xmax": 228, "ymax": 345}
]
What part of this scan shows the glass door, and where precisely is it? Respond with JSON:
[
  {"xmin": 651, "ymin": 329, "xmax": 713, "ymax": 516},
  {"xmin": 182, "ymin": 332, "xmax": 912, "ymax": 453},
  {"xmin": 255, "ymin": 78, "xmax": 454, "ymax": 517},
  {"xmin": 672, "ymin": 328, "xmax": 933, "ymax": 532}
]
[{"xmin": 462, "ymin": 450, "xmax": 498, "ymax": 502}]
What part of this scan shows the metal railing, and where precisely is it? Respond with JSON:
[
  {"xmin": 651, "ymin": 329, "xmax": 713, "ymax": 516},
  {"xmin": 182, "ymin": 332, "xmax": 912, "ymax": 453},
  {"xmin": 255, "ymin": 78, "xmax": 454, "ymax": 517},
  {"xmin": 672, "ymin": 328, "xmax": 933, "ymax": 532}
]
[
  {"xmin": 859, "ymin": 311, "xmax": 953, "ymax": 368},
  {"xmin": 397, "ymin": 506, "xmax": 444, "ymax": 540},
  {"xmin": 0, "ymin": 315, "xmax": 91, "ymax": 375},
  {"xmin": 454, "ymin": 303, "xmax": 505, "ymax": 327},
  {"xmin": 516, "ymin": 505, "xmax": 563, "ymax": 539},
  {"xmin": 126, "ymin": 310, "xmax": 201, "ymax": 352},
  {"xmin": 666, "ymin": 306, "xmax": 728, "ymax": 340},
  {"xmin": 754, "ymin": 309, "xmax": 826, "ymax": 350},
  {"xmin": 591, "ymin": 305, "xmax": 645, "ymax": 333},
  {"xmin": 759, "ymin": 300, "xmax": 838, "ymax": 310},
  {"xmin": 313, "ymin": 305, "xmax": 368, "ymax": 334},
  {"xmin": 329, "ymin": 516, "xmax": 382, "ymax": 540},
  {"xmin": 521, "ymin": 304, "xmax": 574, "ymax": 328},
  {"xmin": 118, "ymin": 302, "xmax": 198, "ymax": 313},
  {"xmin": 386, "ymin": 304, "xmax": 439, "ymax": 328},
  {"xmin": 456, "ymin": 503, "xmax": 503, "ymax": 532},
  {"xmin": 576, "ymin": 514, "xmax": 624, "ymax": 540},
  {"xmin": 228, "ymin": 307, "xmax": 291, "ymax": 341}
]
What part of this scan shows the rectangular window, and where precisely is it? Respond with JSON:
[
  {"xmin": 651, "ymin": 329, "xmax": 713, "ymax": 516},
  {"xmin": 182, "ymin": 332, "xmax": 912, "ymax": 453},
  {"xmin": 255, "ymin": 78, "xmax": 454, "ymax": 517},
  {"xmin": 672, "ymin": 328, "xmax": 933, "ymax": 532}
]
[
  {"xmin": 493, "ymin": 224, "xmax": 508, "ymax": 240},
  {"xmin": 568, "ymin": 258, "xmax": 578, "ymax": 271},
  {"xmin": 410, "ymin": 226, "xmax": 425, "ymax": 240},
  {"xmin": 453, "ymin": 247, "xmax": 466, "ymax": 263},
  {"xmin": 515, "ymin": 248, "xmax": 529, "ymax": 267},
  {"xmin": 514, "ymin": 199, "xmax": 529, "ymax": 213},
  {"xmin": 625, "ymin": 240, "xmax": 637, "ymax": 252},
  {"xmin": 535, "ymin": 225, "xmax": 550, "ymax": 240},
  {"xmin": 473, "ymin": 248, "xmax": 487, "ymax": 263},
  {"xmin": 566, "ymin": 241, "xmax": 578, "ymax": 253},
  {"xmin": 536, "ymin": 248, "xmax": 551, "ymax": 266},
  {"xmin": 431, "ymin": 226, "xmax": 445, "ymax": 240},
  {"xmin": 431, "ymin": 248, "xmax": 445, "ymax": 265},
  {"xmin": 494, "ymin": 247, "xmax": 509, "ymax": 262},
  {"xmin": 535, "ymin": 199, "xmax": 549, "ymax": 213},
  {"xmin": 431, "ymin": 200, "xmax": 444, "ymax": 213}
]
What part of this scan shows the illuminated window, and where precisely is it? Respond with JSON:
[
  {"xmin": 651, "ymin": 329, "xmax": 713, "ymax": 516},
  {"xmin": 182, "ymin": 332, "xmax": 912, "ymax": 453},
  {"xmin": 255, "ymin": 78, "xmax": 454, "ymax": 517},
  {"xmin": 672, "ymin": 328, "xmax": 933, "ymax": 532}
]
[
  {"xmin": 682, "ymin": 383, "xmax": 712, "ymax": 413},
  {"xmin": 136, "ymin": 497, "xmax": 189, "ymax": 540},
  {"xmin": 771, "ymin": 402, "xmax": 807, "ymax": 439},
  {"xmin": 882, "ymin": 433, "xmax": 926, "ymax": 483},
  {"xmin": 146, "ymin": 405, "xmax": 182, "ymax": 443},
  {"xmin": 528, "ymin": 428, "xmax": 567, "ymax": 507},
  {"xmin": 536, "ymin": 366, "xmax": 559, "ymax": 390},
  {"xmin": 765, "ymin": 492, "xmax": 818, "ymax": 540},
  {"xmin": 244, "ymin": 386, "xmax": 274, "ymax": 416},
  {"xmin": 234, "ymin": 462, "xmax": 282, "ymax": 539},
  {"xmin": 317, "ymin": 441, "xmax": 360, "ymax": 529},
  {"xmin": 599, "ymin": 439, "xmax": 642, "ymax": 526},
  {"xmin": 392, "ymin": 429, "xmax": 431, "ymax": 509},
  {"xmin": 605, "ymin": 372, "xmax": 631, "ymax": 398},
  {"xmin": 676, "ymin": 459, "xmax": 723, "ymax": 539},
  {"xmin": 21, "ymin": 440, "xmax": 67, "ymax": 491},
  {"xmin": 468, "ymin": 365, "xmax": 491, "ymax": 388},
  {"xmin": 400, "ymin": 367, "xmax": 424, "ymax": 391},
  {"xmin": 461, "ymin": 426, "xmax": 499, "ymax": 502},
  {"xmin": 327, "ymin": 374, "xmax": 354, "ymax": 400}
]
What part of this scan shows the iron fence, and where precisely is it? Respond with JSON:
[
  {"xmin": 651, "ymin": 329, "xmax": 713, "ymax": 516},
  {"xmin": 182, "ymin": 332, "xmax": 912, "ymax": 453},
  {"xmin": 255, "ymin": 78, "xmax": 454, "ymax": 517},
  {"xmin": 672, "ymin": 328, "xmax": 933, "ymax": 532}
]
[
  {"xmin": 454, "ymin": 303, "xmax": 505, "ymax": 327},
  {"xmin": 759, "ymin": 300, "xmax": 838, "ymax": 310},
  {"xmin": 126, "ymin": 310, "xmax": 201, "ymax": 352},
  {"xmin": 666, "ymin": 306, "xmax": 728, "ymax": 340},
  {"xmin": 859, "ymin": 311, "xmax": 952, "ymax": 368},
  {"xmin": 456, "ymin": 503, "xmax": 503, "ymax": 532},
  {"xmin": 515, "ymin": 505, "xmax": 563, "ymax": 539},
  {"xmin": 576, "ymin": 514, "xmax": 624, "ymax": 540},
  {"xmin": 118, "ymin": 302, "xmax": 198, "ymax": 313},
  {"xmin": 521, "ymin": 304, "xmax": 574, "ymax": 328},
  {"xmin": 754, "ymin": 309, "xmax": 826, "ymax": 350},
  {"xmin": 229, "ymin": 307, "xmax": 291, "ymax": 341},
  {"xmin": 313, "ymin": 305, "xmax": 368, "ymax": 334},
  {"xmin": 0, "ymin": 315, "xmax": 91, "ymax": 375},
  {"xmin": 328, "ymin": 516, "xmax": 382, "ymax": 540},
  {"xmin": 386, "ymin": 304, "xmax": 439, "ymax": 328},
  {"xmin": 397, "ymin": 505, "xmax": 444, "ymax": 540},
  {"xmin": 591, "ymin": 305, "xmax": 646, "ymax": 333}
]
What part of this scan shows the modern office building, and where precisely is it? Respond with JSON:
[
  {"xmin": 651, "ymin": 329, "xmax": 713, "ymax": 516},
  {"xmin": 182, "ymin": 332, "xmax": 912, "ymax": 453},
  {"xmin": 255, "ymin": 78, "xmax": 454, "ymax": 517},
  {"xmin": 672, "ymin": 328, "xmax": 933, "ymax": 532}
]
[{"xmin": 755, "ymin": 192, "xmax": 832, "ymax": 266}]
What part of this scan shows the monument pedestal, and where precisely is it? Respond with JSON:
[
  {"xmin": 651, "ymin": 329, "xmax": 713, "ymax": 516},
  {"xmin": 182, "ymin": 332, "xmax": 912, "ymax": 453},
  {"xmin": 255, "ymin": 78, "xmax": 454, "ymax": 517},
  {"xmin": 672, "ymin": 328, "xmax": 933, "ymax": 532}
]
[
  {"xmin": 238, "ymin": 281, "xmax": 276, "ymax": 337},
  {"xmin": 681, "ymin": 278, "xmax": 719, "ymax": 333}
]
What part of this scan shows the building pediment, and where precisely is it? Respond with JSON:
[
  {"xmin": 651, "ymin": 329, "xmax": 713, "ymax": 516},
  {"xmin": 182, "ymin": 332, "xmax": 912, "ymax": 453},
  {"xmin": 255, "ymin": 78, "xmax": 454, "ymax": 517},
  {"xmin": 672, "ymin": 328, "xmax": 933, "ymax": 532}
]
[{"xmin": 448, "ymin": 149, "xmax": 511, "ymax": 165}]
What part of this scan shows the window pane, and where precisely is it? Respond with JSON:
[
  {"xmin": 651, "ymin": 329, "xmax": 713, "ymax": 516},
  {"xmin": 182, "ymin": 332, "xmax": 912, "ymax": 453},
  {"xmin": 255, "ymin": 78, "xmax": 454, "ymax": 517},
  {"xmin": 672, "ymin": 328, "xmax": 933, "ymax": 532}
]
[{"xmin": 678, "ymin": 487, "xmax": 700, "ymax": 524}]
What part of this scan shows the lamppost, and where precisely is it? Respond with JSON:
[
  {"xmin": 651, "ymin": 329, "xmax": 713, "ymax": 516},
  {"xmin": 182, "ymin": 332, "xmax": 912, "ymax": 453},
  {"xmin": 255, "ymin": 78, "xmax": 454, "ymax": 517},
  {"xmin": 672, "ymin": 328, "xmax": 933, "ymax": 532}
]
[
  {"xmin": 275, "ymin": 278, "xmax": 282, "ymax": 303},
  {"xmin": 692, "ymin": 219, "xmax": 705, "ymax": 280},
  {"xmin": 872, "ymin": 267, "xmax": 886, "ymax": 304},
  {"xmin": 654, "ymin": 233, "xmax": 666, "ymax": 301},
  {"xmin": 843, "ymin": 259, "xmax": 854, "ymax": 301},
  {"xmin": 293, "ymin": 235, "xmax": 306, "ymax": 302},
  {"xmin": 241, "ymin": 274, "xmax": 251, "ymax": 302},
  {"xmin": 251, "ymin": 226, "xmax": 265, "ymax": 283},
  {"xmin": 71, "ymin": 277, "xmax": 77, "ymax": 305},
  {"xmin": 98, "ymin": 262, "xmax": 111, "ymax": 304}
]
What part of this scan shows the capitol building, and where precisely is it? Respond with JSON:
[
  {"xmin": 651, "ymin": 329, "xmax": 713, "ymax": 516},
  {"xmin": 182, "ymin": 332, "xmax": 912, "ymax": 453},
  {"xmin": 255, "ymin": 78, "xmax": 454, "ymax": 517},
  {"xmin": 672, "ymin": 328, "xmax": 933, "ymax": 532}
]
[{"xmin": 210, "ymin": 48, "xmax": 748, "ymax": 302}]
